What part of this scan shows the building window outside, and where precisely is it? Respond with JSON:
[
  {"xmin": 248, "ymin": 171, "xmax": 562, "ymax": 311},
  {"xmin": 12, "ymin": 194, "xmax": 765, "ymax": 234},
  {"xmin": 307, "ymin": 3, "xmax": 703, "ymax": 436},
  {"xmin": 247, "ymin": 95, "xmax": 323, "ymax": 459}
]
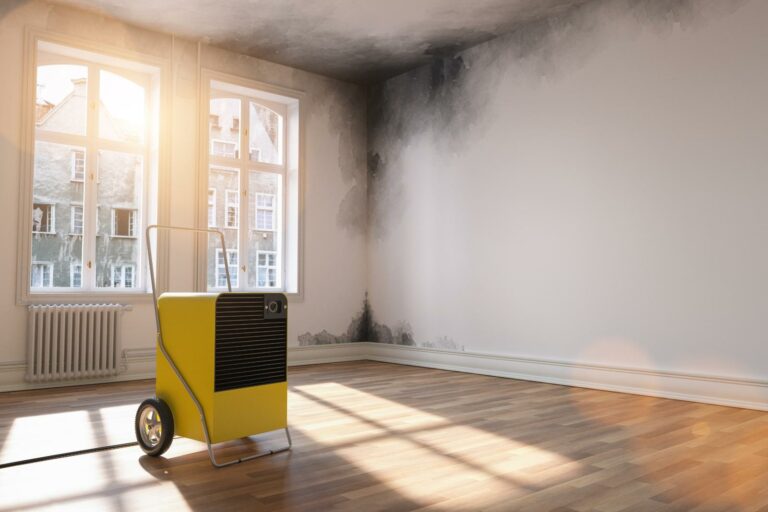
[
  {"xmin": 225, "ymin": 189, "xmax": 239, "ymax": 228},
  {"xmin": 255, "ymin": 193, "xmax": 275, "ymax": 231},
  {"xmin": 112, "ymin": 208, "xmax": 137, "ymax": 237},
  {"xmin": 71, "ymin": 149, "xmax": 85, "ymax": 181},
  {"xmin": 208, "ymin": 188, "xmax": 217, "ymax": 227},
  {"xmin": 111, "ymin": 264, "xmax": 135, "ymax": 288},
  {"xmin": 71, "ymin": 205, "xmax": 83, "ymax": 235},
  {"xmin": 215, "ymin": 249, "xmax": 238, "ymax": 288},
  {"xmin": 212, "ymin": 139, "xmax": 237, "ymax": 159},
  {"xmin": 70, "ymin": 263, "xmax": 82, "ymax": 288},
  {"xmin": 27, "ymin": 39, "xmax": 158, "ymax": 293},
  {"xmin": 32, "ymin": 203, "xmax": 55, "ymax": 233},
  {"xmin": 31, "ymin": 262, "xmax": 53, "ymax": 288},
  {"xmin": 257, "ymin": 251, "xmax": 278, "ymax": 288}
]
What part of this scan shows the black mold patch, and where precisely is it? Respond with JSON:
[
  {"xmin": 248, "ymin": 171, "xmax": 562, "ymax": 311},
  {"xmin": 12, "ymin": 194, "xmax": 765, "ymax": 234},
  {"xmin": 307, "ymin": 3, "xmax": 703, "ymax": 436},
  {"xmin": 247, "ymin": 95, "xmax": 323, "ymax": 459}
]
[
  {"xmin": 422, "ymin": 337, "xmax": 463, "ymax": 351},
  {"xmin": 326, "ymin": 85, "xmax": 368, "ymax": 237},
  {"xmin": 298, "ymin": 293, "xmax": 415, "ymax": 346}
]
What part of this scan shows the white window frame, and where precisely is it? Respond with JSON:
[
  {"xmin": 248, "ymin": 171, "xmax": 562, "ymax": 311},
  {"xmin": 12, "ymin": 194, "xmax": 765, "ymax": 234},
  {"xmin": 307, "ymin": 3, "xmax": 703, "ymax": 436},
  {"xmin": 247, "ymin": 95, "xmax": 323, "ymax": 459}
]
[
  {"xmin": 32, "ymin": 203, "xmax": 55, "ymax": 234},
  {"xmin": 31, "ymin": 262, "xmax": 54, "ymax": 288},
  {"xmin": 71, "ymin": 148, "xmax": 85, "ymax": 182},
  {"xmin": 201, "ymin": 71, "xmax": 303, "ymax": 296},
  {"xmin": 255, "ymin": 193, "xmax": 276, "ymax": 231},
  {"xmin": 70, "ymin": 204, "xmax": 83, "ymax": 235},
  {"xmin": 70, "ymin": 262, "xmax": 82, "ymax": 288},
  {"xmin": 214, "ymin": 248, "xmax": 238, "ymax": 288},
  {"xmin": 17, "ymin": 31, "xmax": 166, "ymax": 303},
  {"xmin": 111, "ymin": 208, "xmax": 137, "ymax": 238},
  {"xmin": 208, "ymin": 188, "xmax": 217, "ymax": 227}
]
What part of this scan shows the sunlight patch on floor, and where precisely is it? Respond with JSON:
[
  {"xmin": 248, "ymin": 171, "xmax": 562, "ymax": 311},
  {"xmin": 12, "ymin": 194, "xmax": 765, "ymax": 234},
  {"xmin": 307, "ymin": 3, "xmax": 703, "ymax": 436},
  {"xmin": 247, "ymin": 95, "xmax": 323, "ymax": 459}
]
[
  {"xmin": 0, "ymin": 410, "xmax": 92, "ymax": 465},
  {"xmin": 293, "ymin": 382, "xmax": 581, "ymax": 506}
]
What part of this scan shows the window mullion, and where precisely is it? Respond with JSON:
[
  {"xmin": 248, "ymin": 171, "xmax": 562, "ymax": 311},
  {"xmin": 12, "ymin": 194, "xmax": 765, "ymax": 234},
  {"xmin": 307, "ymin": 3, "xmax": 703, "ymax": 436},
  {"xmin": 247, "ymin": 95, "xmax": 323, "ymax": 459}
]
[
  {"xmin": 239, "ymin": 99, "xmax": 250, "ymax": 290},
  {"xmin": 82, "ymin": 62, "xmax": 100, "ymax": 291},
  {"xmin": 239, "ymin": 164, "xmax": 248, "ymax": 290}
]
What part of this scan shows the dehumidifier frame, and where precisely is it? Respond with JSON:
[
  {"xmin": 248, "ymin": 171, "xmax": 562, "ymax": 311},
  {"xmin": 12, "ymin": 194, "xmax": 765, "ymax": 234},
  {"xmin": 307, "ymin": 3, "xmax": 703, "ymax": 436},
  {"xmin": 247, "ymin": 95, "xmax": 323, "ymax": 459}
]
[{"xmin": 141, "ymin": 224, "xmax": 292, "ymax": 468}]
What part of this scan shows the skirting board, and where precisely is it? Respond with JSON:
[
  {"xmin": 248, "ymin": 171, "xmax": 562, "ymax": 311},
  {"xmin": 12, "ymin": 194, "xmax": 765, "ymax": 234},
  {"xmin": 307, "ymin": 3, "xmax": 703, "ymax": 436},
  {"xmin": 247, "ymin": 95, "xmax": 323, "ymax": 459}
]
[
  {"xmin": 362, "ymin": 343, "xmax": 768, "ymax": 412},
  {"xmin": 291, "ymin": 343, "xmax": 768, "ymax": 412},
  {"xmin": 2, "ymin": 343, "xmax": 767, "ymax": 412},
  {"xmin": 0, "ymin": 348, "xmax": 156, "ymax": 392}
]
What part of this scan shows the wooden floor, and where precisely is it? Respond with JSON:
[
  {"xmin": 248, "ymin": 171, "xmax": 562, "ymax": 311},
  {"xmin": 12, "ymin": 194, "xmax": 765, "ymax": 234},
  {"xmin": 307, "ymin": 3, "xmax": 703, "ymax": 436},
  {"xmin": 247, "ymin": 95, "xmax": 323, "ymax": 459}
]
[{"xmin": 0, "ymin": 361, "xmax": 767, "ymax": 511}]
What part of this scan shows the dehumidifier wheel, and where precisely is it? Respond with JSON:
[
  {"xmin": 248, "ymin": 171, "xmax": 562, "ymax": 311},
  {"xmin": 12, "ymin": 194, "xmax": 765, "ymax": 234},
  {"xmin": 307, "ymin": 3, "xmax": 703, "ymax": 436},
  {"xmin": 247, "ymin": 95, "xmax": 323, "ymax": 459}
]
[{"xmin": 135, "ymin": 398, "xmax": 174, "ymax": 456}]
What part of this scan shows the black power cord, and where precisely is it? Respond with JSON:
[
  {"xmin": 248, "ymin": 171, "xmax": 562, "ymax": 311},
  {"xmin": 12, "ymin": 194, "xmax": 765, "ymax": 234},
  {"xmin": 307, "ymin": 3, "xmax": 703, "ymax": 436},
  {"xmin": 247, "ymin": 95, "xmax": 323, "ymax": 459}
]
[{"xmin": 0, "ymin": 441, "xmax": 139, "ymax": 469}]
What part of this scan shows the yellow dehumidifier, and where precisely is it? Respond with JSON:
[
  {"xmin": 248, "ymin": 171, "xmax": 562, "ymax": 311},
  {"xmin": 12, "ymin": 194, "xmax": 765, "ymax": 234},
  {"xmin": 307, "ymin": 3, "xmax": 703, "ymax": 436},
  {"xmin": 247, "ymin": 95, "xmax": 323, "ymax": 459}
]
[{"xmin": 134, "ymin": 225, "xmax": 291, "ymax": 467}]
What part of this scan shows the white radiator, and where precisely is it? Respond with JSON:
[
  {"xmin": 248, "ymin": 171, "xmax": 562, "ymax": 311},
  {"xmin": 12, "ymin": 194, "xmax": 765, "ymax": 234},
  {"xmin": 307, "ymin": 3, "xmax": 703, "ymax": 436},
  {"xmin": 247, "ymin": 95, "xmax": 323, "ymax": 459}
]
[{"xmin": 26, "ymin": 304, "xmax": 127, "ymax": 382}]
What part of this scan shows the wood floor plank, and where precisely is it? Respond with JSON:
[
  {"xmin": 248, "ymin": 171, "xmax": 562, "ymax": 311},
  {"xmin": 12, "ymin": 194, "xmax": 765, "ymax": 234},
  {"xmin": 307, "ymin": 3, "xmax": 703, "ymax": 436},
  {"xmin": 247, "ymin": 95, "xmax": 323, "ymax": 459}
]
[{"xmin": 0, "ymin": 360, "xmax": 765, "ymax": 511}]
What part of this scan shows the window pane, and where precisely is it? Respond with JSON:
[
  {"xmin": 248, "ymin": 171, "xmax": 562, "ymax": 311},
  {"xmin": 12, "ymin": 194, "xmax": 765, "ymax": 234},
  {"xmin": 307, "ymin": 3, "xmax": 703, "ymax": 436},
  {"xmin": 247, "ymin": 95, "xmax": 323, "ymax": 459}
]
[
  {"xmin": 96, "ymin": 150, "xmax": 142, "ymax": 288},
  {"xmin": 210, "ymin": 98, "xmax": 240, "ymax": 159},
  {"xmin": 36, "ymin": 64, "xmax": 88, "ymax": 136},
  {"xmin": 208, "ymin": 167, "xmax": 239, "ymax": 289},
  {"xmin": 31, "ymin": 141, "xmax": 84, "ymax": 289},
  {"xmin": 249, "ymin": 102, "xmax": 282, "ymax": 164},
  {"xmin": 99, "ymin": 70, "xmax": 145, "ymax": 144},
  {"xmin": 248, "ymin": 171, "xmax": 281, "ymax": 288}
]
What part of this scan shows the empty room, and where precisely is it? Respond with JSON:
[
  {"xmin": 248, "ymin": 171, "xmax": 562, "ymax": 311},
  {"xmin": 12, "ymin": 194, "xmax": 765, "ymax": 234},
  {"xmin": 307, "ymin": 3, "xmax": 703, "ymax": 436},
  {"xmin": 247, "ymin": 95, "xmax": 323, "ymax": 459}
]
[{"xmin": 0, "ymin": 0, "xmax": 767, "ymax": 510}]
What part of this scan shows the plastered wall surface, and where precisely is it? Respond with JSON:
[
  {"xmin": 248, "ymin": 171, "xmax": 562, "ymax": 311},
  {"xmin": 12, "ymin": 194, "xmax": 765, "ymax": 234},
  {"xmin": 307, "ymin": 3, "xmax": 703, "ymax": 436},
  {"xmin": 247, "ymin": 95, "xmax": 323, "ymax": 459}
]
[
  {"xmin": 0, "ymin": 1, "xmax": 368, "ymax": 374},
  {"xmin": 367, "ymin": 0, "xmax": 768, "ymax": 379},
  {"xmin": 2, "ymin": 0, "xmax": 768, "ymax": 389}
]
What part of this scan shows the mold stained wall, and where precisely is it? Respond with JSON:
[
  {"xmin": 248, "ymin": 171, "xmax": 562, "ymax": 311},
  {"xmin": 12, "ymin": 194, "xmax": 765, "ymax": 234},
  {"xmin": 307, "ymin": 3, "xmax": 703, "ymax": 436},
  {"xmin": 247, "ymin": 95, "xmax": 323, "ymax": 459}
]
[
  {"xmin": 367, "ymin": 0, "xmax": 768, "ymax": 378},
  {"xmin": 0, "ymin": 1, "xmax": 368, "ymax": 377}
]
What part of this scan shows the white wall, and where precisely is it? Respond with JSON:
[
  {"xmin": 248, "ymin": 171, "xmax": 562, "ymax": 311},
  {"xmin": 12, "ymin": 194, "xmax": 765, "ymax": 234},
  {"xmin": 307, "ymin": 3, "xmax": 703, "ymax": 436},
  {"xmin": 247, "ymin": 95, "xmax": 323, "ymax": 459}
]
[
  {"xmin": 0, "ymin": 0, "xmax": 368, "ymax": 387},
  {"xmin": 368, "ymin": 0, "xmax": 768, "ymax": 380}
]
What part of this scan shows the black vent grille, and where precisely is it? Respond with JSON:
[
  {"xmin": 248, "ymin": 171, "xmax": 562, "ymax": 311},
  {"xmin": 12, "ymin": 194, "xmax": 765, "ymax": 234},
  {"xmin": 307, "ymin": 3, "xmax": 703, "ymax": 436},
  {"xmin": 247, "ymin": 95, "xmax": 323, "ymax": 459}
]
[{"xmin": 215, "ymin": 293, "xmax": 287, "ymax": 392}]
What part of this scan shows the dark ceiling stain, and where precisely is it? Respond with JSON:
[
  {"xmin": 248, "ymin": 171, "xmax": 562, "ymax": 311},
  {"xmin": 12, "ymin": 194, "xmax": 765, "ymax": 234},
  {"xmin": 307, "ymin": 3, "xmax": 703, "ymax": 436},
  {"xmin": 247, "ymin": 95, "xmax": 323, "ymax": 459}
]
[
  {"xmin": 0, "ymin": 0, "xmax": 29, "ymax": 19},
  {"xmin": 50, "ymin": 0, "xmax": 592, "ymax": 83}
]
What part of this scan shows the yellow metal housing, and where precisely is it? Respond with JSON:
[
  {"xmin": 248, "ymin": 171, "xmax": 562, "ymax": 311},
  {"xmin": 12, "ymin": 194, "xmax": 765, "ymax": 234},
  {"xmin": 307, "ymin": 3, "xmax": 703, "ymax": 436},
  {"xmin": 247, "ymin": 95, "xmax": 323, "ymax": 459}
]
[{"xmin": 155, "ymin": 292, "xmax": 288, "ymax": 444}]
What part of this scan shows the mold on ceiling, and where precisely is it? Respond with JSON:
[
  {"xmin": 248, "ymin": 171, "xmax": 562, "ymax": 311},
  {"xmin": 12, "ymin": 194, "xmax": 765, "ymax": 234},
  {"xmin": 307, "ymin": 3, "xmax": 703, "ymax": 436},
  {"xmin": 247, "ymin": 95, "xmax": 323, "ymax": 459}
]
[{"xmin": 50, "ymin": 0, "xmax": 590, "ymax": 83}]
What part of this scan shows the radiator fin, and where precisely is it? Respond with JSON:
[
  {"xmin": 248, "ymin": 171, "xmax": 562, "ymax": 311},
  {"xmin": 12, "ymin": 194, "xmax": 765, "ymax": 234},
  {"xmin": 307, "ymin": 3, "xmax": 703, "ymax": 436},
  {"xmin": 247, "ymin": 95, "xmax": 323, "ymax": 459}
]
[
  {"xmin": 26, "ymin": 304, "xmax": 125, "ymax": 382},
  {"xmin": 215, "ymin": 294, "xmax": 287, "ymax": 392}
]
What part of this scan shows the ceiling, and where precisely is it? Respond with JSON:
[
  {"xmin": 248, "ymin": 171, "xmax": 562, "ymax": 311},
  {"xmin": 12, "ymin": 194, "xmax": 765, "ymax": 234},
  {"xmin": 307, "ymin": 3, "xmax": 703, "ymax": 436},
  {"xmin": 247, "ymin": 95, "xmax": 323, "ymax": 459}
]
[{"xmin": 51, "ymin": 0, "xmax": 589, "ymax": 83}]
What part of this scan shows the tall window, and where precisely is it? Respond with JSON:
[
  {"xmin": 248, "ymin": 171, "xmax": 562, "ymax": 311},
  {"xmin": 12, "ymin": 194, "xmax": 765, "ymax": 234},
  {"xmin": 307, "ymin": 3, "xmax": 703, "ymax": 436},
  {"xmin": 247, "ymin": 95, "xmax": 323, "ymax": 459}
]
[
  {"xmin": 206, "ymin": 77, "xmax": 299, "ymax": 292},
  {"xmin": 27, "ymin": 40, "xmax": 159, "ymax": 293}
]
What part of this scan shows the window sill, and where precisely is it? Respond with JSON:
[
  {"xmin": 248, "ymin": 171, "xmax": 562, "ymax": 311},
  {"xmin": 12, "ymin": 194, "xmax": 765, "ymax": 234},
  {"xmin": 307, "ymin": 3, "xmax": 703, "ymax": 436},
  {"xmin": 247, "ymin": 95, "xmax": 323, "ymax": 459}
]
[{"xmin": 20, "ymin": 291, "xmax": 153, "ymax": 306}]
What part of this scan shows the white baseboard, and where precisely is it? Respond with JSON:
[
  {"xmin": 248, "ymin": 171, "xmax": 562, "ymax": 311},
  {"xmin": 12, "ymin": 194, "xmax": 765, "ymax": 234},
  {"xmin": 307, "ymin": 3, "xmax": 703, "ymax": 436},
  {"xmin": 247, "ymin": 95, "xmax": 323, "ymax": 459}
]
[
  {"xmin": 288, "ymin": 343, "xmax": 368, "ymax": 366},
  {"xmin": 0, "ymin": 348, "xmax": 156, "ymax": 392},
  {"xmin": 363, "ymin": 343, "xmax": 768, "ymax": 412},
  {"xmin": 2, "ymin": 342, "xmax": 767, "ymax": 412}
]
